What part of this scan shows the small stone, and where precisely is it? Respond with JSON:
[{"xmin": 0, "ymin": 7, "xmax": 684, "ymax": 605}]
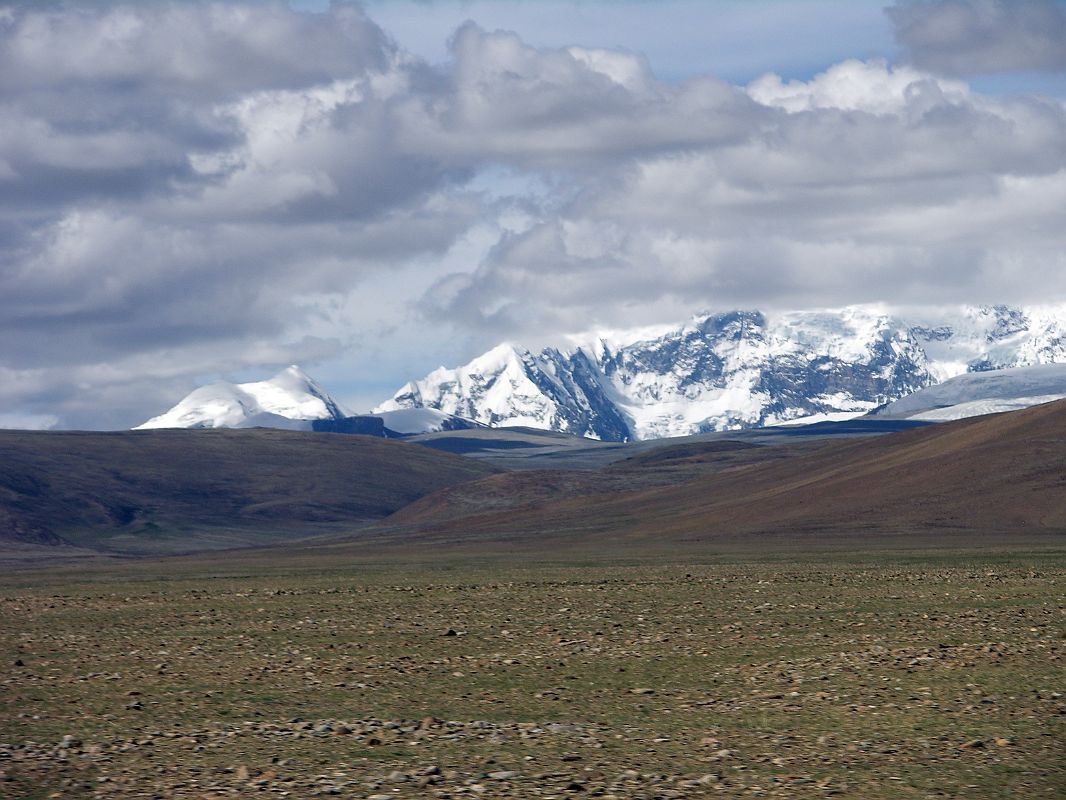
[
  {"xmin": 488, "ymin": 770, "xmax": 520, "ymax": 780},
  {"xmin": 629, "ymin": 688, "xmax": 655, "ymax": 695},
  {"xmin": 960, "ymin": 739, "xmax": 985, "ymax": 749},
  {"xmin": 443, "ymin": 628, "xmax": 458, "ymax": 636},
  {"xmin": 387, "ymin": 770, "xmax": 409, "ymax": 783}
]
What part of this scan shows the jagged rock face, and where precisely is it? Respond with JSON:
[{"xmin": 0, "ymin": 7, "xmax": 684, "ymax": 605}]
[{"xmin": 376, "ymin": 304, "xmax": 1066, "ymax": 441}]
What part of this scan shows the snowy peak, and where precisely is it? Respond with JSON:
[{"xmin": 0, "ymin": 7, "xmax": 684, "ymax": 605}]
[
  {"xmin": 135, "ymin": 365, "xmax": 351, "ymax": 430},
  {"xmin": 373, "ymin": 342, "xmax": 631, "ymax": 440},
  {"xmin": 136, "ymin": 366, "xmax": 484, "ymax": 435},
  {"xmin": 239, "ymin": 365, "xmax": 350, "ymax": 422},
  {"xmin": 379, "ymin": 304, "xmax": 1066, "ymax": 441}
]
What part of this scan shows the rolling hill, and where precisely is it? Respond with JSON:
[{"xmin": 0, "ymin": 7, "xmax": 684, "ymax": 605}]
[
  {"xmin": 0, "ymin": 428, "xmax": 497, "ymax": 554},
  {"xmin": 364, "ymin": 398, "xmax": 1066, "ymax": 549}
]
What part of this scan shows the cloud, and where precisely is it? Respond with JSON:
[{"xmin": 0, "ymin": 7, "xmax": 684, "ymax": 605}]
[
  {"xmin": 1, "ymin": 3, "xmax": 1064, "ymax": 427},
  {"xmin": 390, "ymin": 22, "xmax": 766, "ymax": 171},
  {"xmin": 423, "ymin": 57, "xmax": 1066, "ymax": 339},
  {"xmin": 888, "ymin": 0, "xmax": 1066, "ymax": 75},
  {"xmin": 0, "ymin": 2, "xmax": 483, "ymax": 426},
  {"xmin": 0, "ymin": 412, "xmax": 58, "ymax": 431}
]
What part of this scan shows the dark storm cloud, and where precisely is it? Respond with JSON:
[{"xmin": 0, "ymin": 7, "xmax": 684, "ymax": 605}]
[{"xmin": 888, "ymin": 0, "xmax": 1066, "ymax": 74}]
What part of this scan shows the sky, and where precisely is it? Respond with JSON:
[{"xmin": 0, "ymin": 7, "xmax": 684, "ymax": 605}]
[{"xmin": 1, "ymin": 0, "xmax": 1065, "ymax": 429}]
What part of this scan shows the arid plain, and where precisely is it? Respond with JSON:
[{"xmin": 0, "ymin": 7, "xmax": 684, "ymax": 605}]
[
  {"xmin": 2, "ymin": 406, "xmax": 1065, "ymax": 798},
  {"xmin": 2, "ymin": 555, "xmax": 1064, "ymax": 799}
]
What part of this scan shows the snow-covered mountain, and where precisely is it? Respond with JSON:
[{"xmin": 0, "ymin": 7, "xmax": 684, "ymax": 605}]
[
  {"xmin": 375, "ymin": 305, "xmax": 1066, "ymax": 441},
  {"xmin": 134, "ymin": 365, "xmax": 483, "ymax": 435},
  {"xmin": 872, "ymin": 363, "xmax": 1066, "ymax": 421},
  {"xmin": 136, "ymin": 366, "xmax": 350, "ymax": 430}
]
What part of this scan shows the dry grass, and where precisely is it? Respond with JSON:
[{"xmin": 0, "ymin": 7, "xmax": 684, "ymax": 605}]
[{"xmin": 1, "ymin": 551, "xmax": 1063, "ymax": 798}]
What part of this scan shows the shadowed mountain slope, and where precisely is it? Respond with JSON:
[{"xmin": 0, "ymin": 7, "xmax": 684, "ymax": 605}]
[
  {"xmin": 0, "ymin": 429, "xmax": 497, "ymax": 554},
  {"xmin": 373, "ymin": 399, "xmax": 1066, "ymax": 546}
]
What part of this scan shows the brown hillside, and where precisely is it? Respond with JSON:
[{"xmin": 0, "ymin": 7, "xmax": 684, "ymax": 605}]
[{"xmin": 376, "ymin": 400, "xmax": 1066, "ymax": 545}]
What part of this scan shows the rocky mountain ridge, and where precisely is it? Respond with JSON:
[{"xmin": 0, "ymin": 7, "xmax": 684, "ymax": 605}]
[{"xmin": 375, "ymin": 304, "xmax": 1066, "ymax": 441}]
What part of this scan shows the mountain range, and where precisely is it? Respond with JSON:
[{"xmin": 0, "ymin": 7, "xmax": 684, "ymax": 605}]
[
  {"xmin": 134, "ymin": 304, "xmax": 1066, "ymax": 441},
  {"xmin": 375, "ymin": 304, "xmax": 1066, "ymax": 440}
]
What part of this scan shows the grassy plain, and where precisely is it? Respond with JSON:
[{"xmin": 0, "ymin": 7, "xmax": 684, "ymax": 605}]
[{"xmin": 1, "ymin": 549, "xmax": 1063, "ymax": 799}]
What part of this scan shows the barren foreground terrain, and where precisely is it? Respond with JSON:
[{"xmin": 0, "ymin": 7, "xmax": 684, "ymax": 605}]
[{"xmin": 2, "ymin": 553, "xmax": 1063, "ymax": 799}]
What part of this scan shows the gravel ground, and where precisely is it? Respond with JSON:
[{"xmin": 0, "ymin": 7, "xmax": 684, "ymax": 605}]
[{"xmin": 2, "ymin": 557, "xmax": 1063, "ymax": 798}]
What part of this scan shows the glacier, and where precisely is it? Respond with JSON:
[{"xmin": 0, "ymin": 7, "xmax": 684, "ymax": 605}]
[{"xmin": 873, "ymin": 363, "xmax": 1066, "ymax": 421}]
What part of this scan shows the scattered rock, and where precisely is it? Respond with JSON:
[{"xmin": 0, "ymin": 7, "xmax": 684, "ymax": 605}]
[{"xmin": 488, "ymin": 770, "xmax": 520, "ymax": 780}]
